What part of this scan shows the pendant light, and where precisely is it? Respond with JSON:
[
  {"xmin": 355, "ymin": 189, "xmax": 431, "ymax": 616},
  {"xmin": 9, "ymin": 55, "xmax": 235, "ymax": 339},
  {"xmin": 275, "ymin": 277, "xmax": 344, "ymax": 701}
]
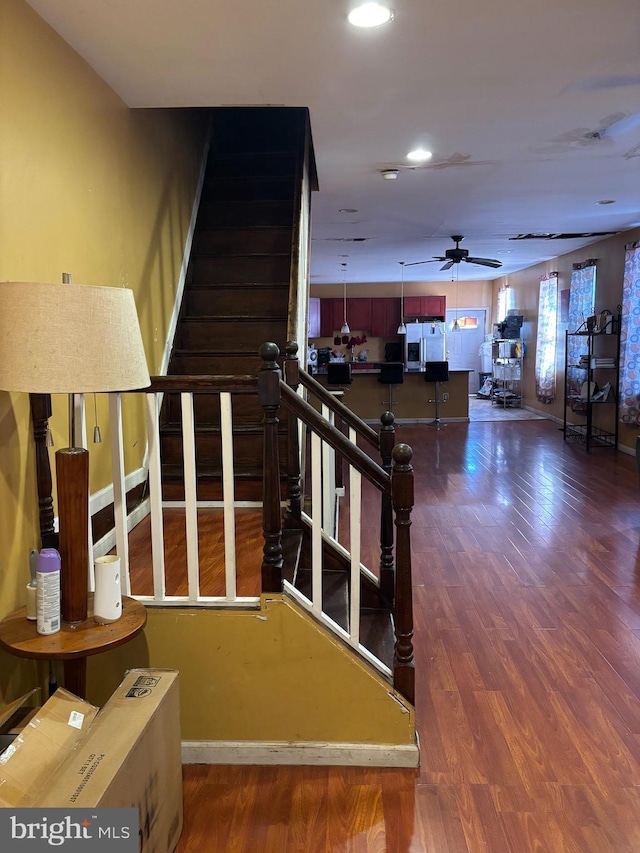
[
  {"xmin": 397, "ymin": 261, "xmax": 407, "ymax": 334},
  {"xmin": 340, "ymin": 262, "xmax": 350, "ymax": 335}
]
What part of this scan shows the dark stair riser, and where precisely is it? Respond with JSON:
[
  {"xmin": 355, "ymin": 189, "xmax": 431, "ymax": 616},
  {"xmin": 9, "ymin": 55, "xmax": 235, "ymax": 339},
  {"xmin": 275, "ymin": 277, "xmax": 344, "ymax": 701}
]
[
  {"xmin": 175, "ymin": 319, "xmax": 287, "ymax": 350},
  {"xmin": 184, "ymin": 284, "xmax": 290, "ymax": 318},
  {"xmin": 206, "ymin": 152, "xmax": 297, "ymax": 179},
  {"xmin": 201, "ymin": 176, "xmax": 296, "ymax": 202},
  {"xmin": 197, "ymin": 200, "xmax": 294, "ymax": 229},
  {"xmin": 191, "ymin": 254, "xmax": 292, "ymax": 285},
  {"xmin": 163, "ymin": 393, "xmax": 266, "ymax": 428},
  {"xmin": 170, "ymin": 353, "xmax": 276, "ymax": 375},
  {"xmin": 160, "ymin": 431, "xmax": 287, "ymax": 469},
  {"xmin": 294, "ymin": 569, "xmax": 350, "ymax": 632},
  {"xmin": 192, "ymin": 228, "xmax": 293, "ymax": 256}
]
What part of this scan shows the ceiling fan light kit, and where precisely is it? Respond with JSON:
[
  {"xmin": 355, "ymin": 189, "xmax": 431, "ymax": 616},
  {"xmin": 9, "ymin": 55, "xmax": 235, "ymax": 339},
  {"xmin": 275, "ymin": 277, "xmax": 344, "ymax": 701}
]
[{"xmin": 380, "ymin": 168, "xmax": 399, "ymax": 180}]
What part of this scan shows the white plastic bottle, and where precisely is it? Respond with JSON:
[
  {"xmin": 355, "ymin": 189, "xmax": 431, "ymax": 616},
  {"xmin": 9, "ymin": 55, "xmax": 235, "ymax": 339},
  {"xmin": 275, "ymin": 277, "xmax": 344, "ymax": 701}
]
[{"xmin": 36, "ymin": 548, "xmax": 61, "ymax": 635}]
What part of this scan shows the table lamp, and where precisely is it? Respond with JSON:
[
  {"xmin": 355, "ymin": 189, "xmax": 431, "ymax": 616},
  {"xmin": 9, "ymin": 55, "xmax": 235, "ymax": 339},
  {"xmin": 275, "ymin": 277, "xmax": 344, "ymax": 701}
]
[{"xmin": 0, "ymin": 281, "xmax": 151, "ymax": 624}]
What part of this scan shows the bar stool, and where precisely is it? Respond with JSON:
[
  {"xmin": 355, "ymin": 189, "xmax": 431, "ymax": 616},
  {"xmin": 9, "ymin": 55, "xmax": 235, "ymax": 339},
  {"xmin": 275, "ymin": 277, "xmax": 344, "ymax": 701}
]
[
  {"xmin": 424, "ymin": 361, "xmax": 449, "ymax": 427},
  {"xmin": 378, "ymin": 362, "xmax": 404, "ymax": 412},
  {"xmin": 326, "ymin": 362, "xmax": 352, "ymax": 393}
]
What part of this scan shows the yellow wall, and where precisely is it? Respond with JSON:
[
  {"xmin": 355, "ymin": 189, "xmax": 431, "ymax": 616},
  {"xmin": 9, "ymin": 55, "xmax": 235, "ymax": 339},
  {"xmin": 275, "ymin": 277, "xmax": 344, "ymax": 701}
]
[
  {"xmin": 490, "ymin": 227, "xmax": 640, "ymax": 452},
  {"xmin": 0, "ymin": 0, "xmax": 206, "ymax": 676},
  {"xmin": 86, "ymin": 595, "xmax": 415, "ymax": 745}
]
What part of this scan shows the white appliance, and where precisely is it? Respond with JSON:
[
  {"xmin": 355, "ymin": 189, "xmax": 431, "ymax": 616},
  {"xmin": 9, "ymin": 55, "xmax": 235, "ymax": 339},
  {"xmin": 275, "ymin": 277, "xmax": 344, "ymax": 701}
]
[{"xmin": 405, "ymin": 321, "xmax": 446, "ymax": 371}]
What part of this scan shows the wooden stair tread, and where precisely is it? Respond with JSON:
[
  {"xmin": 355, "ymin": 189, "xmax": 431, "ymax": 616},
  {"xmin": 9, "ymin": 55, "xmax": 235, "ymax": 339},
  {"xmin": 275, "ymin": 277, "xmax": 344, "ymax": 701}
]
[
  {"xmin": 293, "ymin": 569, "xmax": 349, "ymax": 632},
  {"xmin": 281, "ymin": 529, "xmax": 304, "ymax": 585},
  {"xmin": 180, "ymin": 315, "xmax": 288, "ymax": 322},
  {"xmin": 360, "ymin": 609, "xmax": 395, "ymax": 671},
  {"xmin": 159, "ymin": 423, "xmax": 283, "ymax": 435}
]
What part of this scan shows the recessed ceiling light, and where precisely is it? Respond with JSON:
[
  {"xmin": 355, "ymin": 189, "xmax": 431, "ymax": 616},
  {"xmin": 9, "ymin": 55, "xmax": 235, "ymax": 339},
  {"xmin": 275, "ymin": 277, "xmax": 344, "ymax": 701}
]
[
  {"xmin": 348, "ymin": 3, "xmax": 394, "ymax": 28},
  {"xmin": 596, "ymin": 199, "xmax": 616, "ymax": 205},
  {"xmin": 407, "ymin": 148, "xmax": 433, "ymax": 163},
  {"xmin": 339, "ymin": 208, "xmax": 358, "ymax": 213}
]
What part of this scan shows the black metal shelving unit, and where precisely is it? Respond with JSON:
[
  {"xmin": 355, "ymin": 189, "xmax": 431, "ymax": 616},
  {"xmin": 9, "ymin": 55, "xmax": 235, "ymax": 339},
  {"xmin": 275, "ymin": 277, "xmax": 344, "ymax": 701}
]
[{"xmin": 563, "ymin": 314, "xmax": 620, "ymax": 450}]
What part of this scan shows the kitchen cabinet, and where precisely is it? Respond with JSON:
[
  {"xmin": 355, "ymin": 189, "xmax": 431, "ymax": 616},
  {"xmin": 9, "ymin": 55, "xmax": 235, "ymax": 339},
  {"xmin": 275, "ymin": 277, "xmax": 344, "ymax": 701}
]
[
  {"xmin": 346, "ymin": 298, "xmax": 372, "ymax": 332},
  {"xmin": 318, "ymin": 296, "xmax": 402, "ymax": 337},
  {"xmin": 403, "ymin": 295, "xmax": 446, "ymax": 320},
  {"xmin": 371, "ymin": 298, "xmax": 401, "ymax": 337},
  {"xmin": 320, "ymin": 299, "xmax": 343, "ymax": 336},
  {"xmin": 320, "ymin": 298, "xmax": 373, "ymax": 336},
  {"xmin": 308, "ymin": 297, "xmax": 321, "ymax": 338}
]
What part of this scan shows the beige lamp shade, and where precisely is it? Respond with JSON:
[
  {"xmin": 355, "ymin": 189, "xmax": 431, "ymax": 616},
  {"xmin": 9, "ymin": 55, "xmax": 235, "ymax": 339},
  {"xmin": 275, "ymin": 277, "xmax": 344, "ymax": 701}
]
[{"xmin": 0, "ymin": 281, "xmax": 151, "ymax": 393}]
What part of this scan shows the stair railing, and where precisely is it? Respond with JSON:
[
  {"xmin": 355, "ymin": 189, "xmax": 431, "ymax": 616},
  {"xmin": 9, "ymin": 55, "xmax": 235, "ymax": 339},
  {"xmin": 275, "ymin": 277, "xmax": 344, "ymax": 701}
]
[
  {"xmin": 108, "ymin": 374, "xmax": 262, "ymax": 607},
  {"xmin": 258, "ymin": 342, "xmax": 415, "ymax": 703},
  {"xmin": 282, "ymin": 341, "xmax": 396, "ymax": 605}
]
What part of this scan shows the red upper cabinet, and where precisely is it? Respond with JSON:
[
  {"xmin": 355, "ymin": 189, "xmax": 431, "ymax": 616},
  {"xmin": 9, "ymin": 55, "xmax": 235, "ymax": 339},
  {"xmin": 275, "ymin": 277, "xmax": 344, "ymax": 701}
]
[
  {"xmin": 346, "ymin": 298, "xmax": 371, "ymax": 332},
  {"xmin": 371, "ymin": 298, "xmax": 401, "ymax": 337},
  {"xmin": 403, "ymin": 295, "xmax": 446, "ymax": 320},
  {"xmin": 320, "ymin": 299, "xmax": 343, "ymax": 336},
  {"xmin": 424, "ymin": 295, "xmax": 446, "ymax": 318},
  {"xmin": 403, "ymin": 296, "xmax": 423, "ymax": 318},
  {"xmin": 319, "ymin": 296, "xmax": 405, "ymax": 337}
]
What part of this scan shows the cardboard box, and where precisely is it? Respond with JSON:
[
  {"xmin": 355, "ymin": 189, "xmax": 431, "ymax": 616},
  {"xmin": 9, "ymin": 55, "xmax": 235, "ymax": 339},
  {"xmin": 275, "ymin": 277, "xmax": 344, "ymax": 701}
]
[
  {"xmin": 0, "ymin": 669, "xmax": 182, "ymax": 853},
  {"xmin": 0, "ymin": 688, "xmax": 99, "ymax": 807},
  {"xmin": 40, "ymin": 669, "xmax": 183, "ymax": 853}
]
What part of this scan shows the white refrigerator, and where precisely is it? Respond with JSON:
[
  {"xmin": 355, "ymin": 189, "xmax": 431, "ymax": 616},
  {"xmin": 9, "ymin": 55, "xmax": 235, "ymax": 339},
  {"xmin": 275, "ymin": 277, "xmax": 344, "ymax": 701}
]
[{"xmin": 405, "ymin": 321, "xmax": 446, "ymax": 371}]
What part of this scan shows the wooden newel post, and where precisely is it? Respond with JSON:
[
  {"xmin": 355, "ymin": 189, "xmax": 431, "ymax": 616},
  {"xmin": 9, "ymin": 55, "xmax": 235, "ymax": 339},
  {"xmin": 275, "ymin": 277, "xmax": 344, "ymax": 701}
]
[
  {"xmin": 258, "ymin": 342, "xmax": 284, "ymax": 593},
  {"xmin": 379, "ymin": 411, "xmax": 396, "ymax": 605},
  {"xmin": 283, "ymin": 340, "xmax": 302, "ymax": 521},
  {"xmin": 391, "ymin": 442, "xmax": 415, "ymax": 704}
]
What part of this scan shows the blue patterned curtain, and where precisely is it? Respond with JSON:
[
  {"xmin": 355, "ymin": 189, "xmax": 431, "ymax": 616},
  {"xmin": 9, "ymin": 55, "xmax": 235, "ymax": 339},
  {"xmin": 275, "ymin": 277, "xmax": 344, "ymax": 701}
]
[
  {"xmin": 535, "ymin": 273, "xmax": 558, "ymax": 403},
  {"xmin": 619, "ymin": 241, "xmax": 640, "ymax": 424},
  {"xmin": 567, "ymin": 262, "xmax": 597, "ymax": 393}
]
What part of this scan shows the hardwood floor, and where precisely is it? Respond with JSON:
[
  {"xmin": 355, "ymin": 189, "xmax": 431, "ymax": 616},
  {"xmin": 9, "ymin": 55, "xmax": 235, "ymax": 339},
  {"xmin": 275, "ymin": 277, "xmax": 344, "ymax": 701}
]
[{"xmin": 170, "ymin": 418, "xmax": 640, "ymax": 851}]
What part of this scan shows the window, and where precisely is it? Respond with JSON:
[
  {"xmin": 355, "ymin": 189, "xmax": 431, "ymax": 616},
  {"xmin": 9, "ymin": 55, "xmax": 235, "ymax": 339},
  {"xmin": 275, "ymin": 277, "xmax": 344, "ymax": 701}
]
[
  {"xmin": 566, "ymin": 261, "xmax": 597, "ymax": 393},
  {"xmin": 619, "ymin": 241, "xmax": 640, "ymax": 424},
  {"xmin": 535, "ymin": 273, "xmax": 558, "ymax": 403},
  {"xmin": 497, "ymin": 285, "xmax": 513, "ymax": 322}
]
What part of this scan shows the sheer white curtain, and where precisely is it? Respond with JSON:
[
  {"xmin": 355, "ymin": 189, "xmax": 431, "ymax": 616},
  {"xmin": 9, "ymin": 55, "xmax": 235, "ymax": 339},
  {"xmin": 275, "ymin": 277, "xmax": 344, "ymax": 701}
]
[
  {"xmin": 619, "ymin": 241, "xmax": 640, "ymax": 424},
  {"xmin": 535, "ymin": 273, "xmax": 558, "ymax": 404}
]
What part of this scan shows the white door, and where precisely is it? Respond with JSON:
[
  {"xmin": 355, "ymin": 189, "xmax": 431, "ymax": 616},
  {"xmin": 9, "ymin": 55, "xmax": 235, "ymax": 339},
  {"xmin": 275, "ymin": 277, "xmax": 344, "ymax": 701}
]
[{"xmin": 445, "ymin": 309, "xmax": 487, "ymax": 394}]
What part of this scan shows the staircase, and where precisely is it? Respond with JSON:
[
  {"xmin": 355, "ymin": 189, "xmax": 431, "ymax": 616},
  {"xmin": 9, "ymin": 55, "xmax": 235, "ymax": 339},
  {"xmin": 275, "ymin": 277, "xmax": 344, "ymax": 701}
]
[
  {"xmin": 161, "ymin": 107, "xmax": 316, "ymax": 500},
  {"xmin": 282, "ymin": 520, "xmax": 396, "ymax": 672}
]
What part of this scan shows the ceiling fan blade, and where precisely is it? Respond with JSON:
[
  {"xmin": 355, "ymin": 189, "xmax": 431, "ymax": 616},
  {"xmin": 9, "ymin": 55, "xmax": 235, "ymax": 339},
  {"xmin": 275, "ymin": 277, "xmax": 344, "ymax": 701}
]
[
  {"xmin": 465, "ymin": 257, "xmax": 503, "ymax": 268},
  {"xmin": 404, "ymin": 258, "xmax": 443, "ymax": 267},
  {"xmin": 440, "ymin": 260, "xmax": 455, "ymax": 271}
]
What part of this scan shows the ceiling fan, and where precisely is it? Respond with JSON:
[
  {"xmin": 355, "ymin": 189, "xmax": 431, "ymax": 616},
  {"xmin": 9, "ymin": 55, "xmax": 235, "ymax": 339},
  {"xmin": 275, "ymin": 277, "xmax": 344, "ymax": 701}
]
[{"xmin": 405, "ymin": 236, "xmax": 502, "ymax": 271}]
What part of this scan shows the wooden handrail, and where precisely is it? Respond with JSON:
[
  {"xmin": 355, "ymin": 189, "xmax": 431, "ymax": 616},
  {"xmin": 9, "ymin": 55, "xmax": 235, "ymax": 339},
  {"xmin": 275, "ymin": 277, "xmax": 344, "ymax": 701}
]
[
  {"xmin": 279, "ymin": 382, "xmax": 390, "ymax": 494},
  {"xmin": 297, "ymin": 369, "xmax": 380, "ymax": 452},
  {"xmin": 131, "ymin": 375, "xmax": 259, "ymax": 394}
]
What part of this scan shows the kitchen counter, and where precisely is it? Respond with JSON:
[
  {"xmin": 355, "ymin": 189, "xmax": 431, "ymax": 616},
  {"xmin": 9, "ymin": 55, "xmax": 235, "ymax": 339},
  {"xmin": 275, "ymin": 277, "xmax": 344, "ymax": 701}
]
[{"xmin": 312, "ymin": 366, "xmax": 471, "ymax": 422}]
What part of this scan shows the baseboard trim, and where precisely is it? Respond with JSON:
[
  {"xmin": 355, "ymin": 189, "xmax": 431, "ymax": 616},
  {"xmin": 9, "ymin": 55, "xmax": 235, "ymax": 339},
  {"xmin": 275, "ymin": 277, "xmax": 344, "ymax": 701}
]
[{"xmin": 181, "ymin": 737, "xmax": 420, "ymax": 768}]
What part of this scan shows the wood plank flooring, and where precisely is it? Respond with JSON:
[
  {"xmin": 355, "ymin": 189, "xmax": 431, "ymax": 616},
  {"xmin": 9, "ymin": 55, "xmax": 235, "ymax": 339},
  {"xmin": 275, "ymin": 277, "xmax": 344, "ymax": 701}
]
[{"xmin": 166, "ymin": 418, "xmax": 640, "ymax": 851}]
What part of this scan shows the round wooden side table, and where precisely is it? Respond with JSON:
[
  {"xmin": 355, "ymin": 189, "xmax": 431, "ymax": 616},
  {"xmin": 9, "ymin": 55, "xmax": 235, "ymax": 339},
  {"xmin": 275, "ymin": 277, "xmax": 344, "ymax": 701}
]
[{"xmin": 0, "ymin": 594, "xmax": 147, "ymax": 698}]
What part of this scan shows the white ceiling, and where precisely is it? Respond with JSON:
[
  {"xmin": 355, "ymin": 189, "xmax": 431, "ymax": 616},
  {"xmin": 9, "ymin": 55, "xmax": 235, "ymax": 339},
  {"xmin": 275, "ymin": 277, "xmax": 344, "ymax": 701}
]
[{"xmin": 26, "ymin": 0, "xmax": 640, "ymax": 284}]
